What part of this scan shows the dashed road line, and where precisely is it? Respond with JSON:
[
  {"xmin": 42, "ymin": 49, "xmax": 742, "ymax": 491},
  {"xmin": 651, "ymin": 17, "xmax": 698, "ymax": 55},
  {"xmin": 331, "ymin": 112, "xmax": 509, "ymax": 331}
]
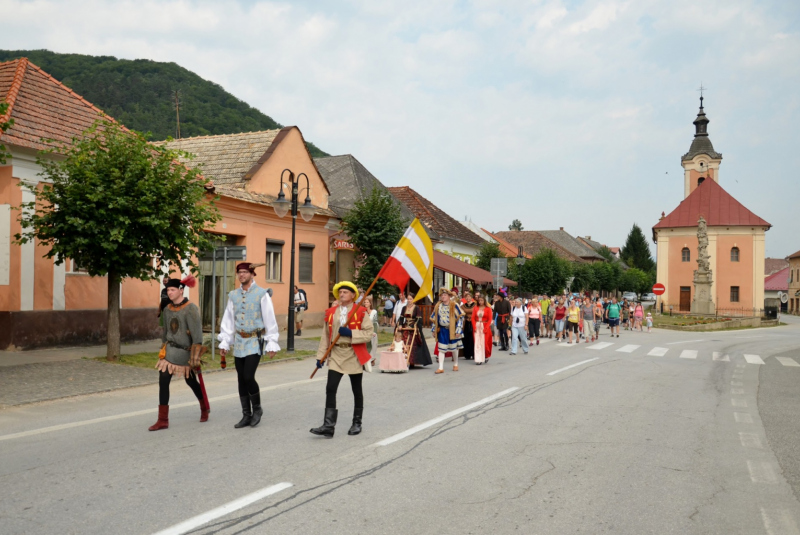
[
  {"xmin": 667, "ymin": 339, "xmax": 704, "ymax": 345},
  {"xmin": 680, "ymin": 350, "xmax": 698, "ymax": 359},
  {"xmin": 744, "ymin": 354, "xmax": 765, "ymax": 365},
  {"xmin": 732, "ymin": 388, "xmax": 745, "ymax": 395},
  {"xmin": 546, "ymin": 358, "xmax": 600, "ymax": 376},
  {"xmin": 587, "ymin": 342, "xmax": 613, "ymax": 350},
  {"xmin": 776, "ymin": 357, "xmax": 800, "ymax": 367},
  {"xmin": 739, "ymin": 432, "xmax": 762, "ymax": 449},
  {"xmin": 735, "ymin": 412, "xmax": 754, "ymax": 423},
  {"xmin": 647, "ymin": 347, "xmax": 668, "ymax": 357},
  {"xmin": 748, "ymin": 460, "xmax": 778, "ymax": 484},
  {"xmin": 732, "ymin": 399, "xmax": 748, "ymax": 407},
  {"xmin": 616, "ymin": 344, "xmax": 640, "ymax": 353},
  {"xmin": 761, "ymin": 507, "xmax": 800, "ymax": 535}
]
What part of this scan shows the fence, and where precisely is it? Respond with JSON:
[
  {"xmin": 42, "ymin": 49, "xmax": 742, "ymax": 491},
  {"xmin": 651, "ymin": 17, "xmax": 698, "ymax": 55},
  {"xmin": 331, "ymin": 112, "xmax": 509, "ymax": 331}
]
[{"xmin": 714, "ymin": 307, "xmax": 767, "ymax": 319}]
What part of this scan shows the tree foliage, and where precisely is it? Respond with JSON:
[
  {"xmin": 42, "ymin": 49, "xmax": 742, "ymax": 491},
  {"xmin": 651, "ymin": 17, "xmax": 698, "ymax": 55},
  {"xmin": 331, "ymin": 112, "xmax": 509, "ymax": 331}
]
[
  {"xmin": 621, "ymin": 223, "xmax": 655, "ymax": 273},
  {"xmin": 341, "ymin": 187, "xmax": 408, "ymax": 296},
  {"xmin": 508, "ymin": 219, "xmax": 524, "ymax": 231},
  {"xmin": 475, "ymin": 241, "xmax": 504, "ymax": 271},
  {"xmin": 590, "ymin": 261, "xmax": 622, "ymax": 294},
  {"xmin": 570, "ymin": 263, "xmax": 597, "ymax": 293},
  {"xmin": 618, "ymin": 268, "xmax": 654, "ymax": 295},
  {"xmin": 516, "ymin": 249, "xmax": 573, "ymax": 295},
  {"xmin": 0, "ymin": 100, "xmax": 13, "ymax": 164},
  {"xmin": 596, "ymin": 245, "xmax": 614, "ymax": 262},
  {"xmin": 15, "ymin": 119, "xmax": 221, "ymax": 359},
  {"xmin": 0, "ymin": 49, "xmax": 328, "ymax": 157}
]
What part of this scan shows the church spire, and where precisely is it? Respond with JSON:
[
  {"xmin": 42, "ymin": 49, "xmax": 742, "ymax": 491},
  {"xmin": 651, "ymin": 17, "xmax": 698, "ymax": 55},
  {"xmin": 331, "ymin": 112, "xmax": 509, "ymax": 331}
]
[
  {"xmin": 693, "ymin": 94, "xmax": 709, "ymax": 137},
  {"xmin": 682, "ymin": 90, "xmax": 721, "ymax": 161}
]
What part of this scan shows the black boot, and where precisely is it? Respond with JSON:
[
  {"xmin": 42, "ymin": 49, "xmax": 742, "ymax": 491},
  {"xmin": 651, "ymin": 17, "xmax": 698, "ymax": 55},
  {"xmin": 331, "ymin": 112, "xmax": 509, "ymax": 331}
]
[
  {"xmin": 249, "ymin": 392, "xmax": 262, "ymax": 427},
  {"xmin": 348, "ymin": 408, "xmax": 363, "ymax": 436},
  {"xmin": 310, "ymin": 408, "xmax": 337, "ymax": 438},
  {"xmin": 234, "ymin": 396, "xmax": 252, "ymax": 429}
]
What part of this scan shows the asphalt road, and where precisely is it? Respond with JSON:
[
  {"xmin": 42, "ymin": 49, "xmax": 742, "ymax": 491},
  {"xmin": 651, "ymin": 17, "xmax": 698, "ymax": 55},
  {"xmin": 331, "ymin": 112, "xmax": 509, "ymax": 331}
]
[{"xmin": 2, "ymin": 318, "xmax": 800, "ymax": 535}]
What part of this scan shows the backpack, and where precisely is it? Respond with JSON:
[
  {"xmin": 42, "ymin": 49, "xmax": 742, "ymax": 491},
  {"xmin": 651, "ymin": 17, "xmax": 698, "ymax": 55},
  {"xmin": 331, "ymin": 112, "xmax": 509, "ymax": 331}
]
[{"xmin": 299, "ymin": 289, "xmax": 308, "ymax": 310}]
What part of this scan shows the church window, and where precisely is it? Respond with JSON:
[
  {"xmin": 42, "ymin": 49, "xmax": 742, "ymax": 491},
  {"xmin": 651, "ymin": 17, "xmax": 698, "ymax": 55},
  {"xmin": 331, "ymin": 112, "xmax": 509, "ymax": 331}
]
[
  {"xmin": 731, "ymin": 247, "xmax": 740, "ymax": 262},
  {"xmin": 730, "ymin": 286, "xmax": 740, "ymax": 303},
  {"xmin": 698, "ymin": 177, "xmax": 705, "ymax": 186},
  {"xmin": 681, "ymin": 248, "xmax": 690, "ymax": 262}
]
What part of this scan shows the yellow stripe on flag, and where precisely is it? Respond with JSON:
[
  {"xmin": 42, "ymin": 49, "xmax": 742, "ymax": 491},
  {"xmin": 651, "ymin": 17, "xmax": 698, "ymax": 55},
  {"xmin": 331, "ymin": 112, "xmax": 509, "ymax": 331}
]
[{"xmin": 408, "ymin": 219, "xmax": 433, "ymax": 302}]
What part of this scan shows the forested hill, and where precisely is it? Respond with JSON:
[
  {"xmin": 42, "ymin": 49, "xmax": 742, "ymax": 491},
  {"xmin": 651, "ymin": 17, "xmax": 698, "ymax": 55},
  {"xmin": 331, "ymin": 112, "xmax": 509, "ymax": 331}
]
[{"xmin": 0, "ymin": 49, "xmax": 328, "ymax": 157}]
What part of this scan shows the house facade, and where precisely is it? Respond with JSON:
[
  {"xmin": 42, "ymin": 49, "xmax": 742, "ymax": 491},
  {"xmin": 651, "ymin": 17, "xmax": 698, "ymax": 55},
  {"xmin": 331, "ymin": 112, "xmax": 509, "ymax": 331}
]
[{"xmin": 789, "ymin": 251, "xmax": 800, "ymax": 314}]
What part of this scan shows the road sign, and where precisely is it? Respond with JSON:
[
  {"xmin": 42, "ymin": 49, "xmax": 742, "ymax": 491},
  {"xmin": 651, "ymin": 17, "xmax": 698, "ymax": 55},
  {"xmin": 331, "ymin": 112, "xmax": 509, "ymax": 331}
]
[{"xmin": 653, "ymin": 283, "xmax": 666, "ymax": 296}]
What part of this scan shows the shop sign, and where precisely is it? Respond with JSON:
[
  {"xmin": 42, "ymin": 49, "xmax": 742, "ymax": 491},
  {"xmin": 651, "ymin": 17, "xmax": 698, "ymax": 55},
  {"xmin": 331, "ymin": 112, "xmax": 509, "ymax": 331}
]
[{"xmin": 333, "ymin": 240, "xmax": 355, "ymax": 250}]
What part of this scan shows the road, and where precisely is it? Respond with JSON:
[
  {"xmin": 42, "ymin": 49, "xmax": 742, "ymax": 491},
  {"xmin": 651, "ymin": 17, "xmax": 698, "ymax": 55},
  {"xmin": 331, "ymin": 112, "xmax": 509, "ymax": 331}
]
[{"xmin": 2, "ymin": 318, "xmax": 800, "ymax": 534}]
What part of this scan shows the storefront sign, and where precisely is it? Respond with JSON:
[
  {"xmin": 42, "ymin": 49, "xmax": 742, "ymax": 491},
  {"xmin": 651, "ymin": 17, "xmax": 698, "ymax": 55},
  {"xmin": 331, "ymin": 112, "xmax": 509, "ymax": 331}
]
[{"xmin": 333, "ymin": 240, "xmax": 355, "ymax": 250}]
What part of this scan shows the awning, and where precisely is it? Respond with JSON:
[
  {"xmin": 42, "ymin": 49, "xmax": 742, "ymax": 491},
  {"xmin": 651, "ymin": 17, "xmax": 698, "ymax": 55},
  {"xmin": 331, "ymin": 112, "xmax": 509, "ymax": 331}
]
[{"xmin": 433, "ymin": 250, "xmax": 517, "ymax": 287}]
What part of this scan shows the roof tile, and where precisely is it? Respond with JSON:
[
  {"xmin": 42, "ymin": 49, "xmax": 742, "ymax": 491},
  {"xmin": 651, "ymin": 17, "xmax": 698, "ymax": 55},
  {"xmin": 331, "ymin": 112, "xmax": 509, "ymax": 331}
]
[{"xmin": 387, "ymin": 186, "xmax": 484, "ymax": 245}]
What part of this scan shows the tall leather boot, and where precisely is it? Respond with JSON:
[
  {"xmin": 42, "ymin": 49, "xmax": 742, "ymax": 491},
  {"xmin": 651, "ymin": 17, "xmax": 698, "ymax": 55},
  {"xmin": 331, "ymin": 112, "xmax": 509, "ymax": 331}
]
[
  {"xmin": 199, "ymin": 397, "xmax": 209, "ymax": 423},
  {"xmin": 249, "ymin": 392, "xmax": 263, "ymax": 427},
  {"xmin": 310, "ymin": 408, "xmax": 338, "ymax": 438},
  {"xmin": 234, "ymin": 395, "xmax": 252, "ymax": 429},
  {"xmin": 348, "ymin": 408, "xmax": 363, "ymax": 436},
  {"xmin": 148, "ymin": 405, "xmax": 169, "ymax": 431}
]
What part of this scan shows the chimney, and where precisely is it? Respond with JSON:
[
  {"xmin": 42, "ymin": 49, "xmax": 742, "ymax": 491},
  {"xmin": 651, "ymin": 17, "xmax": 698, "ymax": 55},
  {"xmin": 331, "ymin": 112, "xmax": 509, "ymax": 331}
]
[
  {"xmin": 559, "ymin": 227, "xmax": 564, "ymax": 231},
  {"xmin": 586, "ymin": 236, "xmax": 591, "ymax": 240}
]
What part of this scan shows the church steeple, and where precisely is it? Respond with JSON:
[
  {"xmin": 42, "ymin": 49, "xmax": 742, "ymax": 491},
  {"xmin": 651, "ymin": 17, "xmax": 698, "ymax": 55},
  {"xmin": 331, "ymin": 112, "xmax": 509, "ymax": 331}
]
[
  {"xmin": 681, "ymin": 91, "xmax": 723, "ymax": 199},
  {"xmin": 682, "ymin": 94, "xmax": 722, "ymax": 161},
  {"xmin": 693, "ymin": 95, "xmax": 709, "ymax": 137}
]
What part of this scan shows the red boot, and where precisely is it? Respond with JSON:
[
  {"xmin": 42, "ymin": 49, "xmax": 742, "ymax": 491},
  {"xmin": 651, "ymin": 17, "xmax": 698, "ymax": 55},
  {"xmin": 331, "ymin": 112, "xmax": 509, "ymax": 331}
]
[
  {"xmin": 148, "ymin": 405, "xmax": 169, "ymax": 431},
  {"xmin": 200, "ymin": 398, "xmax": 210, "ymax": 423}
]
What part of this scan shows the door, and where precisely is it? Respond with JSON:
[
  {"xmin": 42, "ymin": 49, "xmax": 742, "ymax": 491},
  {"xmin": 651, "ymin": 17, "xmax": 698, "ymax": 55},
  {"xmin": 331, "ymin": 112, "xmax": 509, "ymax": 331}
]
[{"xmin": 680, "ymin": 287, "xmax": 691, "ymax": 312}]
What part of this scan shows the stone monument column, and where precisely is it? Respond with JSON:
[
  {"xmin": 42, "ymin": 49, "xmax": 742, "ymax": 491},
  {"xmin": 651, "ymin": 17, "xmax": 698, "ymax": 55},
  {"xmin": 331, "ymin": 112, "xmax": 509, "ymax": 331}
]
[{"xmin": 691, "ymin": 216, "xmax": 716, "ymax": 315}]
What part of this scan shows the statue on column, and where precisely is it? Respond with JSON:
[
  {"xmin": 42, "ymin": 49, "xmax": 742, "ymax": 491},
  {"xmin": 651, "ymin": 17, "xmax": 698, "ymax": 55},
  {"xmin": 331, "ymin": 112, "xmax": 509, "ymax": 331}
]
[{"xmin": 691, "ymin": 216, "xmax": 715, "ymax": 315}]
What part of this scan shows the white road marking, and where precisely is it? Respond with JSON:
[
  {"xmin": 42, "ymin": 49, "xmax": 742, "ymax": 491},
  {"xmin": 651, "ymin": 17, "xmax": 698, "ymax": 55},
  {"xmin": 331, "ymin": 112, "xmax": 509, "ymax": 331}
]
[
  {"xmin": 546, "ymin": 358, "xmax": 600, "ymax": 376},
  {"xmin": 647, "ymin": 347, "xmax": 668, "ymax": 356},
  {"xmin": 761, "ymin": 507, "xmax": 800, "ymax": 535},
  {"xmin": 776, "ymin": 357, "xmax": 800, "ymax": 367},
  {"xmin": 739, "ymin": 432, "xmax": 763, "ymax": 449},
  {"xmin": 744, "ymin": 354, "xmax": 765, "ymax": 365},
  {"xmin": 587, "ymin": 342, "xmax": 614, "ymax": 350},
  {"xmin": 0, "ymin": 377, "xmax": 325, "ymax": 442},
  {"xmin": 736, "ymin": 363, "xmax": 746, "ymax": 368},
  {"xmin": 667, "ymin": 339, "xmax": 704, "ymax": 345},
  {"xmin": 616, "ymin": 345, "xmax": 640, "ymax": 353},
  {"xmin": 713, "ymin": 352, "xmax": 730, "ymax": 361},
  {"xmin": 555, "ymin": 342, "xmax": 578, "ymax": 348},
  {"xmin": 732, "ymin": 399, "xmax": 748, "ymax": 407},
  {"xmin": 732, "ymin": 388, "xmax": 745, "ymax": 395},
  {"xmin": 748, "ymin": 460, "xmax": 778, "ymax": 483},
  {"xmin": 736, "ymin": 336, "xmax": 764, "ymax": 339},
  {"xmin": 731, "ymin": 381, "xmax": 743, "ymax": 386},
  {"xmin": 735, "ymin": 412, "xmax": 754, "ymax": 423},
  {"xmin": 151, "ymin": 482, "xmax": 293, "ymax": 535},
  {"xmin": 374, "ymin": 387, "xmax": 520, "ymax": 447},
  {"xmin": 680, "ymin": 350, "xmax": 698, "ymax": 359}
]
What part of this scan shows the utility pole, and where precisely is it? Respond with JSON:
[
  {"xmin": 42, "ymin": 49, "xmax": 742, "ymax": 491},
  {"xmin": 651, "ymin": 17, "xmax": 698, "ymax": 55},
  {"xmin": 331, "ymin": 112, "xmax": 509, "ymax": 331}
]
[{"xmin": 172, "ymin": 89, "xmax": 181, "ymax": 139}]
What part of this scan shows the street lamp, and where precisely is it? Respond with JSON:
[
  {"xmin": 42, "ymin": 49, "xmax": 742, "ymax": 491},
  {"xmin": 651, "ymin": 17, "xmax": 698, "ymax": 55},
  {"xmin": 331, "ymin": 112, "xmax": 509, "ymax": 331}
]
[
  {"xmin": 515, "ymin": 245, "xmax": 525, "ymax": 266},
  {"xmin": 273, "ymin": 169, "xmax": 317, "ymax": 352}
]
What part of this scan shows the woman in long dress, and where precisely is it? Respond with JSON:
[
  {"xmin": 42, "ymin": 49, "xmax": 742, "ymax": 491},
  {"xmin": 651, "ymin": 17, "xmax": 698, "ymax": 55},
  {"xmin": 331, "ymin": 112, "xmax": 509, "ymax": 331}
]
[
  {"xmin": 398, "ymin": 292, "xmax": 432, "ymax": 368},
  {"xmin": 461, "ymin": 292, "xmax": 476, "ymax": 360},
  {"xmin": 472, "ymin": 296, "xmax": 493, "ymax": 365}
]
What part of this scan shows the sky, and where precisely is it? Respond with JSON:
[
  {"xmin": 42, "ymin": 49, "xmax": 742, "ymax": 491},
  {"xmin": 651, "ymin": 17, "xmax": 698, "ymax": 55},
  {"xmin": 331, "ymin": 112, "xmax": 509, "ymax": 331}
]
[{"xmin": 2, "ymin": 0, "xmax": 799, "ymax": 258}]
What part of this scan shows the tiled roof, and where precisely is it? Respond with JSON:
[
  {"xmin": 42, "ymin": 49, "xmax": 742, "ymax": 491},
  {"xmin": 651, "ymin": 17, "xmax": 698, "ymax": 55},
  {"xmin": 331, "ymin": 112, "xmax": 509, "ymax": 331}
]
[
  {"xmin": 387, "ymin": 186, "xmax": 483, "ymax": 246},
  {"xmin": 461, "ymin": 220, "xmax": 493, "ymax": 242},
  {"xmin": 578, "ymin": 236, "xmax": 604, "ymax": 252},
  {"xmin": 765, "ymin": 258, "xmax": 789, "ymax": 277},
  {"xmin": 789, "ymin": 250, "xmax": 800, "ymax": 260},
  {"xmin": 0, "ymin": 58, "xmax": 108, "ymax": 151},
  {"xmin": 765, "ymin": 267, "xmax": 789, "ymax": 292},
  {"xmin": 215, "ymin": 184, "xmax": 337, "ymax": 217},
  {"xmin": 536, "ymin": 229, "xmax": 604, "ymax": 261},
  {"xmin": 481, "ymin": 228, "xmax": 531, "ymax": 258},
  {"xmin": 433, "ymin": 250, "xmax": 516, "ymax": 287},
  {"xmin": 314, "ymin": 154, "xmax": 415, "ymax": 222},
  {"xmin": 494, "ymin": 231, "xmax": 583, "ymax": 262},
  {"xmin": 159, "ymin": 130, "xmax": 281, "ymax": 186},
  {"xmin": 654, "ymin": 179, "xmax": 770, "ymax": 236}
]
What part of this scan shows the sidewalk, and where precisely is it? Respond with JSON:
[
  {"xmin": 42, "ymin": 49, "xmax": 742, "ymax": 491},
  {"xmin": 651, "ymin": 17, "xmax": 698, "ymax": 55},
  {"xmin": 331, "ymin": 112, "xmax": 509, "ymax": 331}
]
[{"xmin": 0, "ymin": 325, "xmax": 397, "ymax": 408}]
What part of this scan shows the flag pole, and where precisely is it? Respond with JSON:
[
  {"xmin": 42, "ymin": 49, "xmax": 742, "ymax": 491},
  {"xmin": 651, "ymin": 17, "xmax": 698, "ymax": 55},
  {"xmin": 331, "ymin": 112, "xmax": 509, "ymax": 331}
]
[{"xmin": 310, "ymin": 271, "xmax": 384, "ymax": 379}]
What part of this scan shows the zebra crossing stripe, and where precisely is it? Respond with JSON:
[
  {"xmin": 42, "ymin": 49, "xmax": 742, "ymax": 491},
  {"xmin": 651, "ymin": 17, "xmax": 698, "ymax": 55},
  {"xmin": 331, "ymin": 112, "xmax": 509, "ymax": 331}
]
[
  {"xmin": 776, "ymin": 357, "xmax": 800, "ymax": 367},
  {"xmin": 712, "ymin": 352, "xmax": 730, "ymax": 361},
  {"xmin": 587, "ymin": 342, "xmax": 613, "ymax": 350},
  {"xmin": 680, "ymin": 350, "xmax": 698, "ymax": 359},
  {"xmin": 616, "ymin": 345, "xmax": 640, "ymax": 353},
  {"xmin": 647, "ymin": 347, "xmax": 668, "ymax": 356},
  {"xmin": 744, "ymin": 354, "xmax": 765, "ymax": 365}
]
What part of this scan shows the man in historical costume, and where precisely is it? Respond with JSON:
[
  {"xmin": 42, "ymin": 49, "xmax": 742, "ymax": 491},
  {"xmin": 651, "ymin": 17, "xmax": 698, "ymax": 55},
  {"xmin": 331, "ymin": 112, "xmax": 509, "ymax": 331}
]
[
  {"xmin": 218, "ymin": 262, "xmax": 280, "ymax": 429},
  {"xmin": 431, "ymin": 287, "xmax": 465, "ymax": 374},
  {"xmin": 397, "ymin": 291, "xmax": 433, "ymax": 368},
  {"xmin": 494, "ymin": 291, "xmax": 512, "ymax": 351},
  {"xmin": 149, "ymin": 274, "xmax": 208, "ymax": 431},
  {"xmin": 310, "ymin": 281, "xmax": 374, "ymax": 438}
]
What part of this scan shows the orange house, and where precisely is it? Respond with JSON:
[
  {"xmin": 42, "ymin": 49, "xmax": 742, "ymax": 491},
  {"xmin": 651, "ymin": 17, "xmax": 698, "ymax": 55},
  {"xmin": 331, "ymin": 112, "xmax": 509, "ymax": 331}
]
[
  {"xmin": 653, "ymin": 98, "xmax": 771, "ymax": 314},
  {"xmin": 0, "ymin": 58, "xmax": 336, "ymax": 349}
]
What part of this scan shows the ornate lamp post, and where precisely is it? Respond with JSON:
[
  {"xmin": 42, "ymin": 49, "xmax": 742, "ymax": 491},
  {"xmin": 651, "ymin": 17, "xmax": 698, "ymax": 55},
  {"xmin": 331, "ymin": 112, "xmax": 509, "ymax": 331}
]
[{"xmin": 273, "ymin": 169, "xmax": 317, "ymax": 352}]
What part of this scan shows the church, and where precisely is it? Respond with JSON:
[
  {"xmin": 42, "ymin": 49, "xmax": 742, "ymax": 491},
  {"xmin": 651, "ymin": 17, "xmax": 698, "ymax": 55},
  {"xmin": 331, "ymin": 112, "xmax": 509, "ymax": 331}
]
[{"xmin": 652, "ymin": 97, "xmax": 771, "ymax": 314}]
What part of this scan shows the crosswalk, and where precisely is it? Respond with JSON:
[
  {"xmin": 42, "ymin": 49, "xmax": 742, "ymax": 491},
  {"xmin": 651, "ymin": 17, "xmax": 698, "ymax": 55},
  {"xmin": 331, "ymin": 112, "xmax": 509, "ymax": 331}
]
[{"xmin": 540, "ymin": 339, "xmax": 799, "ymax": 366}]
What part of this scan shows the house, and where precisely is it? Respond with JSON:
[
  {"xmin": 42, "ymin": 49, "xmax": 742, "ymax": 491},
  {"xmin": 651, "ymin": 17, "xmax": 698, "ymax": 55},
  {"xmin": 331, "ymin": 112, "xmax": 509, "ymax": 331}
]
[
  {"xmin": 765, "ymin": 258, "xmax": 789, "ymax": 278},
  {"xmin": 481, "ymin": 228, "xmax": 531, "ymax": 259},
  {"xmin": 0, "ymin": 58, "xmax": 168, "ymax": 349},
  {"xmin": 494, "ymin": 228, "xmax": 604, "ymax": 263},
  {"xmin": 788, "ymin": 250, "xmax": 800, "ymax": 314},
  {"xmin": 162, "ymin": 129, "xmax": 338, "ymax": 329},
  {"xmin": 764, "ymin": 267, "xmax": 789, "ymax": 312},
  {"xmin": 652, "ymin": 98, "xmax": 771, "ymax": 313}
]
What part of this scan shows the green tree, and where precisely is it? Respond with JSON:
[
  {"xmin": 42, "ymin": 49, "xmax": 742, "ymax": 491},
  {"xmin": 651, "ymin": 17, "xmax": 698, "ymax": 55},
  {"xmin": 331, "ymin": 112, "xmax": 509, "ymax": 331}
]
[
  {"xmin": 15, "ymin": 119, "xmax": 221, "ymax": 360},
  {"xmin": 0, "ymin": 100, "xmax": 13, "ymax": 164},
  {"xmin": 517, "ymin": 249, "xmax": 573, "ymax": 295},
  {"xmin": 618, "ymin": 268, "xmax": 651, "ymax": 296},
  {"xmin": 475, "ymin": 241, "xmax": 504, "ymax": 271},
  {"xmin": 621, "ymin": 223, "xmax": 656, "ymax": 272},
  {"xmin": 570, "ymin": 262, "xmax": 597, "ymax": 293},
  {"xmin": 596, "ymin": 245, "xmax": 614, "ymax": 262},
  {"xmin": 341, "ymin": 187, "xmax": 408, "ymax": 296},
  {"xmin": 591, "ymin": 261, "xmax": 622, "ymax": 295},
  {"xmin": 508, "ymin": 219, "xmax": 524, "ymax": 231}
]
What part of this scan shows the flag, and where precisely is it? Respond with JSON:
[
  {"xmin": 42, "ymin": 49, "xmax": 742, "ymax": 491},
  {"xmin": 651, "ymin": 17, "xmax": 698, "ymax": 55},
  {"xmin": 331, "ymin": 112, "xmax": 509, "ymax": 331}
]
[{"xmin": 378, "ymin": 218, "xmax": 434, "ymax": 302}]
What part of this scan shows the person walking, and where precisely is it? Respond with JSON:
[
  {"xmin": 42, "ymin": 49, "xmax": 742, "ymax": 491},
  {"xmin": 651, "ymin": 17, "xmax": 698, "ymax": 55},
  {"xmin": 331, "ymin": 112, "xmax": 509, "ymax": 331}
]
[
  {"xmin": 310, "ymin": 281, "xmax": 374, "ymax": 438},
  {"xmin": 540, "ymin": 296, "xmax": 551, "ymax": 338},
  {"xmin": 494, "ymin": 292, "xmax": 512, "ymax": 351},
  {"xmin": 634, "ymin": 302, "xmax": 644, "ymax": 332},
  {"xmin": 363, "ymin": 296, "xmax": 379, "ymax": 365},
  {"xmin": 605, "ymin": 297, "xmax": 622, "ymax": 338},
  {"xmin": 397, "ymin": 292, "xmax": 433, "ymax": 368},
  {"xmin": 461, "ymin": 292, "xmax": 476, "ymax": 360},
  {"xmin": 431, "ymin": 288, "xmax": 465, "ymax": 374},
  {"xmin": 581, "ymin": 297, "xmax": 596, "ymax": 342},
  {"xmin": 554, "ymin": 299, "xmax": 567, "ymax": 342},
  {"xmin": 382, "ymin": 295, "xmax": 394, "ymax": 327},
  {"xmin": 218, "ymin": 263, "xmax": 280, "ymax": 429},
  {"xmin": 509, "ymin": 299, "xmax": 529, "ymax": 355},
  {"xmin": 646, "ymin": 311, "xmax": 653, "ymax": 333},
  {"xmin": 472, "ymin": 295, "xmax": 493, "ymax": 365},
  {"xmin": 566, "ymin": 300, "xmax": 581, "ymax": 344},
  {"xmin": 393, "ymin": 292, "xmax": 407, "ymax": 330},
  {"xmin": 621, "ymin": 298, "xmax": 630, "ymax": 331},
  {"xmin": 149, "ymin": 275, "xmax": 206, "ymax": 431},
  {"xmin": 294, "ymin": 285, "xmax": 307, "ymax": 336},
  {"xmin": 527, "ymin": 298, "xmax": 542, "ymax": 345},
  {"xmin": 594, "ymin": 299, "xmax": 604, "ymax": 339}
]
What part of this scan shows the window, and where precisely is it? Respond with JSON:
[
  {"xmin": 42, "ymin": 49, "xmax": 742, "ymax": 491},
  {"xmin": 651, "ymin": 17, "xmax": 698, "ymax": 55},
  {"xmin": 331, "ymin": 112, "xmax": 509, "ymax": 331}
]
[
  {"xmin": 681, "ymin": 248, "xmax": 690, "ymax": 262},
  {"xmin": 730, "ymin": 286, "xmax": 740, "ymax": 303},
  {"xmin": 266, "ymin": 240, "xmax": 283, "ymax": 281},
  {"xmin": 299, "ymin": 244, "xmax": 314, "ymax": 283},
  {"xmin": 731, "ymin": 247, "xmax": 740, "ymax": 262},
  {"xmin": 70, "ymin": 259, "xmax": 88, "ymax": 274},
  {"xmin": 698, "ymin": 177, "xmax": 705, "ymax": 186}
]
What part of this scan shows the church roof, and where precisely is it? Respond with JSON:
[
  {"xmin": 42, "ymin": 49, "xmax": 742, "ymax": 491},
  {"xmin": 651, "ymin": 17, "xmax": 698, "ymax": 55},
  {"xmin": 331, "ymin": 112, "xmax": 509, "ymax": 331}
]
[
  {"xmin": 653, "ymin": 178, "xmax": 770, "ymax": 239},
  {"xmin": 682, "ymin": 97, "xmax": 722, "ymax": 161}
]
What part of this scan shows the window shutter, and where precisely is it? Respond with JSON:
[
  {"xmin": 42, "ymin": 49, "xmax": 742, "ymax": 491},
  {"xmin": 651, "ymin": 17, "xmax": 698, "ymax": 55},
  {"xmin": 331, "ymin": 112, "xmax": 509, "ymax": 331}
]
[{"xmin": 299, "ymin": 246, "xmax": 314, "ymax": 283}]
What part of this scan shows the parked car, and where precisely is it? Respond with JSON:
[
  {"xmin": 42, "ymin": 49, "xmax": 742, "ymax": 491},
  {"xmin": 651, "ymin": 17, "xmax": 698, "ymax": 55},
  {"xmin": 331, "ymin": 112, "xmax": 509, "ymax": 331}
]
[
  {"xmin": 622, "ymin": 292, "xmax": 638, "ymax": 302},
  {"xmin": 641, "ymin": 293, "xmax": 657, "ymax": 302}
]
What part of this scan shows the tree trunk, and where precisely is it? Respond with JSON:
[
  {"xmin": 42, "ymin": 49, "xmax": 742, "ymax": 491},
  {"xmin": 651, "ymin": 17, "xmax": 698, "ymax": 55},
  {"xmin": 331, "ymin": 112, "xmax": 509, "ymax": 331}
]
[{"xmin": 107, "ymin": 270, "xmax": 121, "ymax": 361}]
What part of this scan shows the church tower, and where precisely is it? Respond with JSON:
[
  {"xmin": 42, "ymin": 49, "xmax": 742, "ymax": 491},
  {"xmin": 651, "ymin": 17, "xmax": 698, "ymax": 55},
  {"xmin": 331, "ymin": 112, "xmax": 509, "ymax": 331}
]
[{"xmin": 681, "ymin": 95, "xmax": 722, "ymax": 199}]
